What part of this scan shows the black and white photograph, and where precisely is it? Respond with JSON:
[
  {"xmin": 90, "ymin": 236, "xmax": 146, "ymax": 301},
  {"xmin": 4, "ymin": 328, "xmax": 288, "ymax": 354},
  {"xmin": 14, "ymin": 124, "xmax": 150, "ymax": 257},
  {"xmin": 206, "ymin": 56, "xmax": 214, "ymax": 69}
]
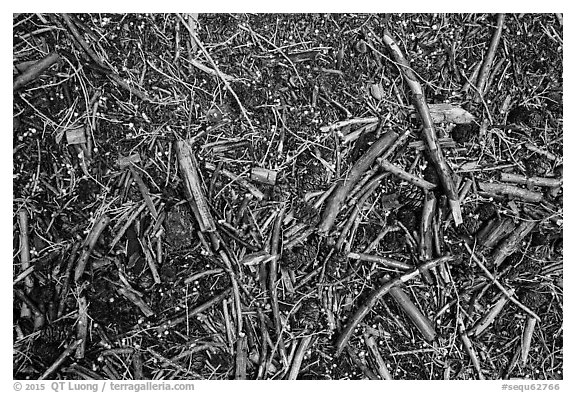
[{"xmin": 12, "ymin": 11, "xmax": 564, "ymax": 384}]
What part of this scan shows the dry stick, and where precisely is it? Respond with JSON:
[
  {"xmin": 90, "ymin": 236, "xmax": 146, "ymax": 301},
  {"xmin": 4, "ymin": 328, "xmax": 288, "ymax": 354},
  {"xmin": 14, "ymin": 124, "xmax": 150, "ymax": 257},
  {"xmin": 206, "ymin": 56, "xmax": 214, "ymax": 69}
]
[
  {"xmin": 39, "ymin": 339, "xmax": 83, "ymax": 380},
  {"xmin": 75, "ymin": 296, "xmax": 88, "ymax": 359},
  {"xmin": 524, "ymin": 142, "xmax": 557, "ymax": 161},
  {"xmin": 468, "ymin": 290, "xmax": 511, "ymax": 337},
  {"xmin": 74, "ymin": 214, "xmax": 110, "ymax": 282},
  {"xmin": 500, "ymin": 173, "xmax": 562, "ymax": 189},
  {"xmin": 520, "ymin": 316, "xmax": 537, "ymax": 366},
  {"xmin": 347, "ymin": 252, "xmax": 411, "ymax": 270},
  {"xmin": 287, "ymin": 334, "xmax": 314, "ymax": 380},
  {"xmin": 139, "ymin": 238, "xmax": 161, "ymax": 284},
  {"xmin": 18, "ymin": 209, "xmax": 33, "ymax": 318},
  {"xmin": 318, "ymin": 130, "xmax": 398, "ymax": 235},
  {"xmin": 348, "ymin": 129, "xmax": 411, "ymax": 204},
  {"xmin": 256, "ymin": 308, "xmax": 271, "ymax": 379},
  {"xmin": 463, "ymin": 243, "xmax": 540, "ymax": 322},
  {"xmin": 408, "ymin": 137, "xmax": 456, "ymax": 151},
  {"xmin": 335, "ymin": 256, "xmax": 452, "ymax": 355},
  {"xmin": 363, "ymin": 333, "xmax": 393, "ymax": 380},
  {"xmin": 13, "ymin": 52, "xmax": 60, "ymax": 90},
  {"xmin": 478, "ymin": 217, "xmax": 516, "ymax": 248},
  {"xmin": 57, "ymin": 243, "xmax": 80, "ymax": 318},
  {"xmin": 176, "ymin": 140, "xmax": 216, "ymax": 232},
  {"xmin": 129, "ymin": 165, "xmax": 158, "ymax": 219},
  {"xmin": 116, "ymin": 285, "xmax": 154, "ymax": 317},
  {"xmin": 491, "ymin": 220, "xmax": 537, "ymax": 267},
  {"xmin": 235, "ymin": 335, "xmax": 248, "ymax": 380},
  {"xmin": 388, "ymin": 284, "xmax": 437, "ymax": 342},
  {"xmin": 13, "ymin": 288, "xmax": 43, "ymax": 317},
  {"xmin": 377, "ymin": 159, "xmax": 437, "ymax": 190},
  {"xmin": 475, "ymin": 14, "xmax": 506, "ymax": 100},
  {"xmin": 478, "ymin": 181, "xmax": 543, "ymax": 203},
  {"xmin": 158, "ymin": 288, "xmax": 233, "ymax": 332},
  {"xmin": 457, "ymin": 315, "xmax": 485, "ymax": 380},
  {"xmin": 419, "ymin": 191, "xmax": 437, "ymax": 283},
  {"xmin": 383, "ymin": 30, "xmax": 462, "ymax": 225},
  {"xmin": 382, "ymin": 30, "xmax": 462, "ymax": 225},
  {"xmin": 269, "ymin": 208, "xmax": 289, "ymax": 367},
  {"xmin": 320, "ymin": 117, "xmax": 379, "ymax": 133}
]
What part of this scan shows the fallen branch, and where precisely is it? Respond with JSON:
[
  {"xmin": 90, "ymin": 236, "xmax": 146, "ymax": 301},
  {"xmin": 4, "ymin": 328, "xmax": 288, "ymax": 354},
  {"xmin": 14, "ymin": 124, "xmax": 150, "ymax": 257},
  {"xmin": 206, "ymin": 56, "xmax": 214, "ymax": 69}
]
[
  {"xmin": 269, "ymin": 207, "xmax": 288, "ymax": 366},
  {"xmin": 363, "ymin": 333, "xmax": 393, "ymax": 379},
  {"xmin": 318, "ymin": 130, "xmax": 398, "ymax": 235},
  {"xmin": 18, "ymin": 209, "xmax": 33, "ymax": 318},
  {"xmin": 287, "ymin": 334, "xmax": 313, "ymax": 380},
  {"xmin": 74, "ymin": 214, "xmax": 110, "ymax": 282},
  {"xmin": 176, "ymin": 140, "xmax": 216, "ymax": 232},
  {"xmin": 335, "ymin": 256, "xmax": 452, "ymax": 355},
  {"xmin": 377, "ymin": 159, "xmax": 437, "ymax": 190},
  {"xmin": 457, "ymin": 315, "xmax": 485, "ymax": 380},
  {"xmin": 500, "ymin": 172, "xmax": 562, "ymax": 189},
  {"xmin": 13, "ymin": 52, "xmax": 60, "ymax": 90},
  {"xmin": 491, "ymin": 220, "xmax": 537, "ymax": 267},
  {"xmin": 320, "ymin": 117, "xmax": 379, "ymax": 133},
  {"xmin": 347, "ymin": 252, "xmax": 412, "ymax": 270},
  {"xmin": 478, "ymin": 181, "xmax": 543, "ymax": 203},
  {"xmin": 388, "ymin": 283, "xmax": 437, "ymax": 341},
  {"xmin": 475, "ymin": 14, "xmax": 506, "ymax": 99},
  {"xmin": 382, "ymin": 29, "xmax": 463, "ymax": 225}
]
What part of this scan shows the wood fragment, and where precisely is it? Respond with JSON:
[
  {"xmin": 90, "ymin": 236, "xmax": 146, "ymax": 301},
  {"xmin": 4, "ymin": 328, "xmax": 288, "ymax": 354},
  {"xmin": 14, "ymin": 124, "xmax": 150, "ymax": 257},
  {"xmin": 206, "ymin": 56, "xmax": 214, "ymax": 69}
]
[
  {"xmin": 18, "ymin": 209, "xmax": 33, "ymax": 318},
  {"xmin": 476, "ymin": 14, "xmax": 506, "ymax": 99},
  {"xmin": 382, "ymin": 29, "xmax": 463, "ymax": 225},
  {"xmin": 388, "ymin": 284, "xmax": 437, "ymax": 342},
  {"xmin": 250, "ymin": 167, "xmax": 278, "ymax": 185},
  {"xmin": 347, "ymin": 252, "xmax": 412, "ymax": 270},
  {"xmin": 318, "ymin": 130, "xmax": 398, "ymax": 235},
  {"xmin": 378, "ymin": 159, "xmax": 437, "ymax": 190},
  {"xmin": 346, "ymin": 346, "xmax": 379, "ymax": 379},
  {"xmin": 235, "ymin": 335, "xmax": 248, "ymax": 380},
  {"xmin": 269, "ymin": 208, "xmax": 288, "ymax": 366},
  {"xmin": 468, "ymin": 291, "xmax": 511, "ymax": 337},
  {"xmin": 491, "ymin": 220, "xmax": 537, "ymax": 267},
  {"xmin": 320, "ymin": 117, "xmax": 379, "ymax": 133},
  {"xmin": 457, "ymin": 315, "xmax": 485, "ymax": 380},
  {"xmin": 524, "ymin": 142, "xmax": 557, "ymax": 161},
  {"xmin": 66, "ymin": 126, "xmax": 87, "ymax": 145},
  {"xmin": 478, "ymin": 218, "xmax": 516, "ymax": 248},
  {"xmin": 74, "ymin": 214, "xmax": 110, "ymax": 282},
  {"xmin": 335, "ymin": 256, "xmax": 452, "ymax": 355},
  {"xmin": 116, "ymin": 285, "xmax": 154, "ymax": 317},
  {"xmin": 129, "ymin": 165, "xmax": 158, "ymax": 219},
  {"xmin": 176, "ymin": 140, "xmax": 216, "ymax": 232},
  {"xmin": 287, "ymin": 335, "xmax": 313, "ymax": 380},
  {"xmin": 478, "ymin": 181, "xmax": 543, "ymax": 203},
  {"xmin": 500, "ymin": 172, "xmax": 562, "ymax": 188},
  {"xmin": 75, "ymin": 296, "xmax": 88, "ymax": 359},
  {"xmin": 13, "ymin": 52, "xmax": 60, "ymax": 90},
  {"xmin": 363, "ymin": 333, "xmax": 393, "ymax": 380},
  {"xmin": 521, "ymin": 317, "xmax": 537, "ymax": 366}
]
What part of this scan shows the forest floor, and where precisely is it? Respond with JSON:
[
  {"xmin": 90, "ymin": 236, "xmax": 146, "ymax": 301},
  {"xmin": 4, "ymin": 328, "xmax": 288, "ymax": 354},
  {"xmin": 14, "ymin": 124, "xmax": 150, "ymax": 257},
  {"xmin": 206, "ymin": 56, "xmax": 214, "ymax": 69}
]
[{"xmin": 13, "ymin": 13, "xmax": 563, "ymax": 380}]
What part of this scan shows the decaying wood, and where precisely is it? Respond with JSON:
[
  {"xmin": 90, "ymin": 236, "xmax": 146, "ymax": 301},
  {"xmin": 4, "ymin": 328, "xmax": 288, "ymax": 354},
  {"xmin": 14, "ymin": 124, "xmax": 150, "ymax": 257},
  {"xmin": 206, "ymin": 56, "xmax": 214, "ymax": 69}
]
[
  {"xmin": 457, "ymin": 315, "xmax": 485, "ymax": 380},
  {"xmin": 318, "ymin": 130, "xmax": 398, "ymax": 235},
  {"xmin": 335, "ymin": 256, "xmax": 452, "ymax": 355},
  {"xmin": 269, "ymin": 207, "xmax": 288, "ymax": 366},
  {"xmin": 521, "ymin": 317, "xmax": 538, "ymax": 366},
  {"xmin": 382, "ymin": 29, "xmax": 463, "ymax": 225},
  {"xmin": 176, "ymin": 140, "xmax": 216, "ymax": 232},
  {"xmin": 75, "ymin": 296, "xmax": 88, "ymax": 359},
  {"xmin": 468, "ymin": 291, "xmax": 511, "ymax": 337},
  {"xmin": 250, "ymin": 167, "xmax": 278, "ymax": 185},
  {"xmin": 478, "ymin": 181, "xmax": 543, "ymax": 203}
]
